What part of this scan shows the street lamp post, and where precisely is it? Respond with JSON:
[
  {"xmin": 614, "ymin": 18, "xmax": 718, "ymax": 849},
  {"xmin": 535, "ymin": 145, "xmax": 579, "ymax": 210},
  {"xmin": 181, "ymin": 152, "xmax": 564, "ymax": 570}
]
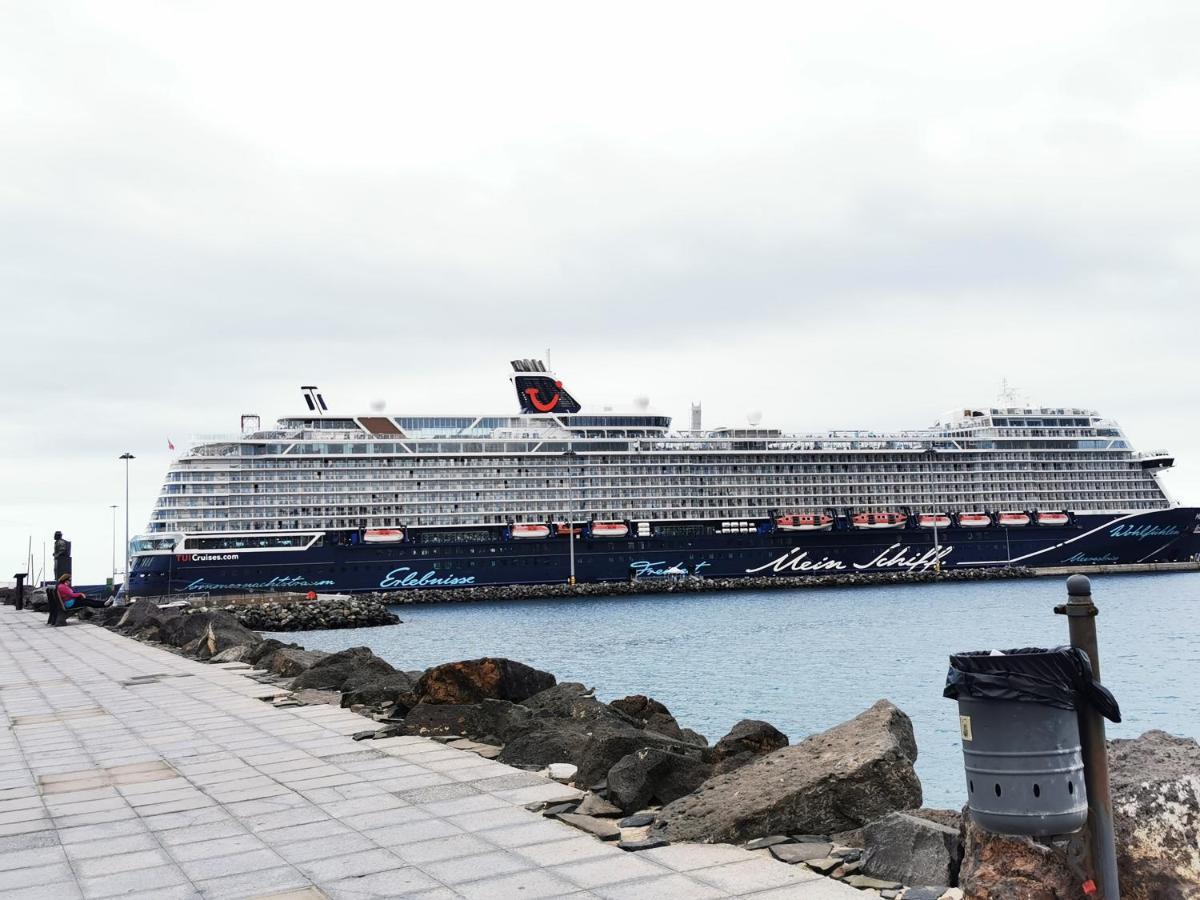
[
  {"xmin": 110, "ymin": 504, "xmax": 118, "ymax": 582},
  {"xmin": 120, "ymin": 453, "xmax": 135, "ymax": 593}
]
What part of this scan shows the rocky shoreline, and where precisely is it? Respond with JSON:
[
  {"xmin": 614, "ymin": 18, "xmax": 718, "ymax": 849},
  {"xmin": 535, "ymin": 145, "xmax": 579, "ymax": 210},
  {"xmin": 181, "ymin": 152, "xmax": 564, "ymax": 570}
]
[
  {"xmin": 82, "ymin": 598, "xmax": 1200, "ymax": 897},
  {"xmin": 372, "ymin": 566, "xmax": 1035, "ymax": 605}
]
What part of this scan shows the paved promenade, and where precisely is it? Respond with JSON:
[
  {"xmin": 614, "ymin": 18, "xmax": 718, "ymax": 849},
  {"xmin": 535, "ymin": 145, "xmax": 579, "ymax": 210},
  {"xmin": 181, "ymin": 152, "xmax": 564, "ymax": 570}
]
[{"xmin": 0, "ymin": 607, "xmax": 858, "ymax": 899}]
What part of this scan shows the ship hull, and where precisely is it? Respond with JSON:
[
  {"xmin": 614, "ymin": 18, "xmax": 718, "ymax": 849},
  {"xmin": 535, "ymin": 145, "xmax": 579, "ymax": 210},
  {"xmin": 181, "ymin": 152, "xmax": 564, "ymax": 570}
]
[{"xmin": 127, "ymin": 508, "xmax": 1200, "ymax": 598}]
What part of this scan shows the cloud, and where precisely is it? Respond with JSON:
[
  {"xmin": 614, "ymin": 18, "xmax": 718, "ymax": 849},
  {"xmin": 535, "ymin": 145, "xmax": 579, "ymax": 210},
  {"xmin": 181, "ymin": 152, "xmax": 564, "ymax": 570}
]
[{"xmin": 3, "ymin": 1, "xmax": 1200, "ymax": 581}]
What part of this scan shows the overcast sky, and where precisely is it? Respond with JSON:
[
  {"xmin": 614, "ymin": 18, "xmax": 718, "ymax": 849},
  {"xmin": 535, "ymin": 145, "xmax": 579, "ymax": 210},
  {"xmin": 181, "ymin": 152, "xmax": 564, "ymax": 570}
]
[{"xmin": 4, "ymin": 1, "xmax": 1199, "ymax": 583}]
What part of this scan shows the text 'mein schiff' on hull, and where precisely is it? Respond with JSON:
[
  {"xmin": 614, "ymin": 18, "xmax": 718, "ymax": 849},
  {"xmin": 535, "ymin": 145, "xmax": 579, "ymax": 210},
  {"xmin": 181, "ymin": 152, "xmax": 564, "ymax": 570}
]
[{"xmin": 127, "ymin": 360, "xmax": 1200, "ymax": 596}]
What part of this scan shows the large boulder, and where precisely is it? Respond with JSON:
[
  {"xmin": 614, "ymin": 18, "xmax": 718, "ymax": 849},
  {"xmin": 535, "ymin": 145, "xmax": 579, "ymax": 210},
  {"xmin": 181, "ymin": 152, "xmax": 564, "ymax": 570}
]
[
  {"xmin": 116, "ymin": 598, "xmax": 180, "ymax": 634},
  {"xmin": 957, "ymin": 811, "xmax": 1078, "ymax": 898},
  {"xmin": 862, "ymin": 811, "xmax": 962, "ymax": 888},
  {"xmin": 268, "ymin": 647, "xmax": 329, "ymax": 677},
  {"xmin": 247, "ymin": 638, "xmax": 298, "ymax": 666},
  {"xmin": 290, "ymin": 646, "xmax": 395, "ymax": 691},
  {"xmin": 499, "ymin": 723, "xmax": 593, "ymax": 770},
  {"xmin": 609, "ymin": 695, "xmax": 689, "ymax": 741},
  {"xmin": 187, "ymin": 613, "xmax": 260, "ymax": 660},
  {"xmin": 341, "ymin": 672, "xmax": 420, "ymax": 710},
  {"xmin": 706, "ymin": 719, "xmax": 789, "ymax": 774},
  {"xmin": 607, "ymin": 748, "xmax": 713, "ymax": 813},
  {"xmin": 415, "ymin": 658, "xmax": 555, "ymax": 705},
  {"xmin": 575, "ymin": 719, "xmax": 707, "ymax": 787},
  {"xmin": 404, "ymin": 698, "xmax": 534, "ymax": 743},
  {"xmin": 1110, "ymin": 730, "xmax": 1200, "ymax": 898},
  {"xmin": 655, "ymin": 700, "xmax": 922, "ymax": 844},
  {"xmin": 158, "ymin": 611, "xmax": 214, "ymax": 648}
]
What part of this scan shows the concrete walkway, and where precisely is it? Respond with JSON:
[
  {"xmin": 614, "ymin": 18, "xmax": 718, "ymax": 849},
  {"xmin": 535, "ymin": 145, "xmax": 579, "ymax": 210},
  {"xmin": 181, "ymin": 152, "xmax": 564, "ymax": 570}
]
[{"xmin": 0, "ymin": 606, "xmax": 860, "ymax": 899}]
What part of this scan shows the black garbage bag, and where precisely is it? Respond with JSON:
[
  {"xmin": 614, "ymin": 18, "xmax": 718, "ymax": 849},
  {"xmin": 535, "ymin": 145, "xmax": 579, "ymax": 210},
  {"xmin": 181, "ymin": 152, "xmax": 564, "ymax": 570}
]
[{"xmin": 943, "ymin": 645, "xmax": 1121, "ymax": 723}]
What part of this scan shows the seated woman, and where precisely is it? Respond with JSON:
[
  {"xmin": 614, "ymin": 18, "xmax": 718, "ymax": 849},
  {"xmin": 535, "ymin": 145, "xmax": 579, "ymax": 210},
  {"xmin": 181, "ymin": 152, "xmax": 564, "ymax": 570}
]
[{"xmin": 55, "ymin": 574, "xmax": 112, "ymax": 621}]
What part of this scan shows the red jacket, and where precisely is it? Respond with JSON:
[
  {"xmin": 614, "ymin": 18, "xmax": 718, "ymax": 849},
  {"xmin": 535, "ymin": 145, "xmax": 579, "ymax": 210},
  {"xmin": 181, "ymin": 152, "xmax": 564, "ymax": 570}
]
[{"xmin": 57, "ymin": 583, "xmax": 84, "ymax": 605}]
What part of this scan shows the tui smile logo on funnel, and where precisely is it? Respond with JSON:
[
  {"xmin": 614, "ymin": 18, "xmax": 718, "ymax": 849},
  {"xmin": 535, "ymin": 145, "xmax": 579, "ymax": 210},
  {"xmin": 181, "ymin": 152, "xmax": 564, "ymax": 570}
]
[
  {"xmin": 524, "ymin": 381, "xmax": 564, "ymax": 412},
  {"xmin": 511, "ymin": 359, "xmax": 582, "ymax": 414}
]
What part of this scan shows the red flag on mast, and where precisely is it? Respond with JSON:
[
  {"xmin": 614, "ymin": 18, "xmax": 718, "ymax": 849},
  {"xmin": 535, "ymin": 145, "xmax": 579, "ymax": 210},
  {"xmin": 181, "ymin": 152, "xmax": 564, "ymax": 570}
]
[{"xmin": 168, "ymin": 439, "xmax": 175, "ymax": 450}]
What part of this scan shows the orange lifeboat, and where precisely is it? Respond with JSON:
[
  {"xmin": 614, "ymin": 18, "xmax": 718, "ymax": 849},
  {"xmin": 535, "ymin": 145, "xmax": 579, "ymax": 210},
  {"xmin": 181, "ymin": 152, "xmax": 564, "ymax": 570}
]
[
  {"xmin": 512, "ymin": 524, "xmax": 551, "ymax": 539},
  {"xmin": 363, "ymin": 528, "xmax": 405, "ymax": 543},
  {"xmin": 917, "ymin": 514, "xmax": 951, "ymax": 529},
  {"xmin": 997, "ymin": 512, "xmax": 1031, "ymax": 527},
  {"xmin": 852, "ymin": 512, "xmax": 907, "ymax": 530},
  {"xmin": 958, "ymin": 512, "xmax": 991, "ymax": 528},
  {"xmin": 1036, "ymin": 511, "xmax": 1070, "ymax": 527},
  {"xmin": 776, "ymin": 514, "xmax": 834, "ymax": 532},
  {"xmin": 554, "ymin": 523, "xmax": 582, "ymax": 536},
  {"xmin": 590, "ymin": 522, "xmax": 629, "ymax": 538}
]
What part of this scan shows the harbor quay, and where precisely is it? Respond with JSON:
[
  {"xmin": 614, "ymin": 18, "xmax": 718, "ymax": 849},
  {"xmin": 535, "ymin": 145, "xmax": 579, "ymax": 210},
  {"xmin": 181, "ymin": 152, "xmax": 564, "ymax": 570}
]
[{"xmin": 0, "ymin": 604, "xmax": 875, "ymax": 900}]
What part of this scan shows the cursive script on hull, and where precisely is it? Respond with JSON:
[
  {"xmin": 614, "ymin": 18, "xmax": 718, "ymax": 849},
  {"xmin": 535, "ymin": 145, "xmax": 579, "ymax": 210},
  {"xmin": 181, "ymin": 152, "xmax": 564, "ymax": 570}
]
[
  {"xmin": 629, "ymin": 560, "xmax": 712, "ymax": 578},
  {"xmin": 746, "ymin": 543, "xmax": 954, "ymax": 576},
  {"xmin": 379, "ymin": 567, "xmax": 477, "ymax": 589},
  {"xmin": 1109, "ymin": 523, "xmax": 1182, "ymax": 540},
  {"xmin": 184, "ymin": 575, "xmax": 336, "ymax": 591}
]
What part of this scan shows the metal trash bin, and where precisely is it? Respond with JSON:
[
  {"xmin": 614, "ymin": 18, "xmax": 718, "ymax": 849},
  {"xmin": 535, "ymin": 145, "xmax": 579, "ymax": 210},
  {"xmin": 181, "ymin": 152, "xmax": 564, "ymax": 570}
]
[{"xmin": 944, "ymin": 646, "xmax": 1121, "ymax": 838}]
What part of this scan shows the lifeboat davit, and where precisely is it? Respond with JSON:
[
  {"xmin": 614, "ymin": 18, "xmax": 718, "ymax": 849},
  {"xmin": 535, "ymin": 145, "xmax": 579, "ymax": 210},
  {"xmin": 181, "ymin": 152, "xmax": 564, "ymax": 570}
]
[
  {"xmin": 1036, "ymin": 511, "xmax": 1070, "ymax": 527},
  {"xmin": 997, "ymin": 512, "xmax": 1031, "ymax": 527},
  {"xmin": 512, "ymin": 524, "xmax": 551, "ymax": 539},
  {"xmin": 958, "ymin": 513, "xmax": 991, "ymax": 528},
  {"xmin": 776, "ymin": 514, "xmax": 833, "ymax": 532},
  {"xmin": 917, "ymin": 514, "xmax": 951, "ymax": 529},
  {"xmin": 555, "ymin": 523, "xmax": 582, "ymax": 536},
  {"xmin": 363, "ymin": 528, "xmax": 404, "ymax": 543},
  {"xmin": 852, "ymin": 512, "xmax": 907, "ymax": 530},
  {"xmin": 590, "ymin": 522, "xmax": 629, "ymax": 538}
]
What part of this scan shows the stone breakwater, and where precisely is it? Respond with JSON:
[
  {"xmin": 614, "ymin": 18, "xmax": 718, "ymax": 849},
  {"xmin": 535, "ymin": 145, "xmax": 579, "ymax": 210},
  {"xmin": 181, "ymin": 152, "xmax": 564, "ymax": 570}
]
[
  {"xmin": 93, "ymin": 598, "xmax": 1200, "ymax": 898},
  {"xmin": 375, "ymin": 566, "xmax": 1034, "ymax": 605},
  {"xmin": 189, "ymin": 595, "xmax": 400, "ymax": 631}
]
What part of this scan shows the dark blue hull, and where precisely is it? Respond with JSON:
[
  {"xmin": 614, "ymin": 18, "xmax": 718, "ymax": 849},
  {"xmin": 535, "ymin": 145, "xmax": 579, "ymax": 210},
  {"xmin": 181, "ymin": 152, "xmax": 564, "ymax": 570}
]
[{"xmin": 127, "ymin": 508, "xmax": 1200, "ymax": 598}]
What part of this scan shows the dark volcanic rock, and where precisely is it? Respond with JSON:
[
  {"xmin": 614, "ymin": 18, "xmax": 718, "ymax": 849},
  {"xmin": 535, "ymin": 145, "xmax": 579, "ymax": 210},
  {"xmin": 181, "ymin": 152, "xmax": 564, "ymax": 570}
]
[
  {"xmin": 246, "ymin": 638, "xmax": 297, "ymax": 666},
  {"xmin": 1109, "ymin": 730, "xmax": 1200, "ymax": 898},
  {"xmin": 115, "ymin": 599, "xmax": 171, "ymax": 632},
  {"xmin": 498, "ymin": 723, "xmax": 591, "ymax": 770},
  {"xmin": 340, "ymin": 672, "xmax": 420, "ymax": 710},
  {"xmin": 268, "ymin": 647, "xmax": 329, "ymax": 677},
  {"xmin": 523, "ymin": 682, "xmax": 599, "ymax": 718},
  {"xmin": 655, "ymin": 700, "xmax": 922, "ymax": 844},
  {"xmin": 416, "ymin": 658, "xmax": 556, "ymax": 705},
  {"xmin": 290, "ymin": 646, "xmax": 395, "ymax": 691},
  {"xmin": 575, "ymin": 721, "xmax": 707, "ymax": 788},
  {"xmin": 608, "ymin": 695, "xmax": 689, "ymax": 741},
  {"xmin": 707, "ymin": 719, "xmax": 789, "ymax": 774},
  {"xmin": 862, "ymin": 812, "xmax": 961, "ymax": 888},
  {"xmin": 606, "ymin": 748, "xmax": 713, "ymax": 813},
  {"xmin": 405, "ymin": 700, "xmax": 533, "ymax": 744}
]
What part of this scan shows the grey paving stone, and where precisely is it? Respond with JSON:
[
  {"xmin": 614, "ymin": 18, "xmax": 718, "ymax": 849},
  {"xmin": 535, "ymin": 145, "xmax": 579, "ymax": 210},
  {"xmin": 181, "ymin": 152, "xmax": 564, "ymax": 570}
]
[
  {"xmin": 258, "ymin": 819, "xmax": 354, "ymax": 844},
  {"xmin": 73, "ymin": 848, "xmax": 172, "ymax": 878},
  {"xmin": 514, "ymin": 836, "xmax": 618, "ymax": 867},
  {"xmin": 420, "ymin": 849, "xmax": 535, "ymax": 885},
  {"xmin": 395, "ymin": 832, "xmax": 496, "ymax": 864},
  {"xmin": 275, "ymin": 831, "xmax": 380, "ymax": 863},
  {"xmin": 0, "ymin": 881, "xmax": 85, "ymax": 900},
  {"xmin": 155, "ymin": 819, "xmax": 248, "ymax": 846},
  {"xmin": 296, "ymin": 848, "xmax": 409, "ymax": 882},
  {"xmin": 484, "ymin": 819, "xmax": 575, "ymax": 849},
  {"xmin": 166, "ymin": 833, "xmax": 268, "ymax": 861},
  {"xmin": 551, "ymin": 852, "xmax": 671, "ymax": 889},
  {"xmin": 77, "ymin": 863, "xmax": 190, "ymax": 899},
  {"xmin": 591, "ymin": 873, "xmax": 728, "ymax": 899},
  {"xmin": 456, "ymin": 867, "xmax": 582, "ymax": 900},
  {"xmin": 0, "ymin": 844, "xmax": 65, "ymax": 870},
  {"xmin": 394, "ymin": 782, "xmax": 479, "ymax": 804},
  {"xmin": 63, "ymin": 831, "xmax": 160, "ymax": 859},
  {"xmin": 322, "ymin": 867, "xmax": 444, "ymax": 899},
  {"xmin": 690, "ymin": 858, "xmax": 822, "ymax": 893},
  {"xmin": 177, "ymin": 847, "xmax": 288, "ymax": 881},
  {"xmin": 360, "ymin": 817, "xmax": 461, "ymax": 848},
  {"xmin": 0, "ymin": 861, "xmax": 74, "ymax": 891},
  {"xmin": 193, "ymin": 865, "xmax": 311, "ymax": 899},
  {"xmin": 56, "ymin": 818, "xmax": 146, "ymax": 844},
  {"xmin": 0, "ymin": 830, "xmax": 60, "ymax": 852}
]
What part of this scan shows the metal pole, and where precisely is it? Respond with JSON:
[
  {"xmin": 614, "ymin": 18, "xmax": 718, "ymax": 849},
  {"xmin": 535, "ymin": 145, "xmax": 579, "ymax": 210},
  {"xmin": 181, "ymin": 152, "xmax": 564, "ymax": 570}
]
[
  {"xmin": 121, "ymin": 453, "xmax": 135, "ymax": 594},
  {"xmin": 1056, "ymin": 574, "xmax": 1119, "ymax": 899},
  {"xmin": 110, "ymin": 504, "xmax": 118, "ymax": 582},
  {"xmin": 933, "ymin": 519, "xmax": 941, "ymax": 574}
]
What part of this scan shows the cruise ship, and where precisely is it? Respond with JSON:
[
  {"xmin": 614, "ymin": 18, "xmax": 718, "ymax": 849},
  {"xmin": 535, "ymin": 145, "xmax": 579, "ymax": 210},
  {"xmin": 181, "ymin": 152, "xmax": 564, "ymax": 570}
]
[{"xmin": 126, "ymin": 360, "xmax": 1200, "ymax": 597}]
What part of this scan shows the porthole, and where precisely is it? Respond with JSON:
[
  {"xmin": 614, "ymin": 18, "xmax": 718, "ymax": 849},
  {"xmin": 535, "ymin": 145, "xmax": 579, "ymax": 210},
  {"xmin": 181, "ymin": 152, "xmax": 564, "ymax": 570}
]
[
  {"xmin": 1033, "ymin": 784, "xmax": 1041, "ymax": 798},
  {"xmin": 994, "ymin": 784, "xmax": 1002, "ymax": 797}
]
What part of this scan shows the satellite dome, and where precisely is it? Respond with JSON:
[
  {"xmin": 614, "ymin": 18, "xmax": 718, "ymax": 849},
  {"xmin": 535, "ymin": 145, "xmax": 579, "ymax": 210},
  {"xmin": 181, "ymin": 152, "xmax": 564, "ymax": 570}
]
[
  {"xmin": 747, "ymin": 410, "xmax": 763, "ymax": 427},
  {"xmin": 634, "ymin": 395, "xmax": 650, "ymax": 410},
  {"xmin": 370, "ymin": 399, "xmax": 386, "ymax": 412}
]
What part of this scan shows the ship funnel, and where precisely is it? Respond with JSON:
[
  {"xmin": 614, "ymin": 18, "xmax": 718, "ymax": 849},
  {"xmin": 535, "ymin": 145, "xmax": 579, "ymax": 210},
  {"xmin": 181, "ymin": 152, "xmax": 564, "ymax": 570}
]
[
  {"xmin": 510, "ymin": 359, "xmax": 581, "ymax": 414},
  {"xmin": 301, "ymin": 385, "xmax": 328, "ymax": 415}
]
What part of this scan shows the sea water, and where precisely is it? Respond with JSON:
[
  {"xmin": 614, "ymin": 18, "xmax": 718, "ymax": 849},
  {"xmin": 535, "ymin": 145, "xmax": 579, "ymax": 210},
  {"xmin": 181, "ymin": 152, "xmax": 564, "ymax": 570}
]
[{"xmin": 289, "ymin": 572, "xmax": 1200, "ymax": 808}]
